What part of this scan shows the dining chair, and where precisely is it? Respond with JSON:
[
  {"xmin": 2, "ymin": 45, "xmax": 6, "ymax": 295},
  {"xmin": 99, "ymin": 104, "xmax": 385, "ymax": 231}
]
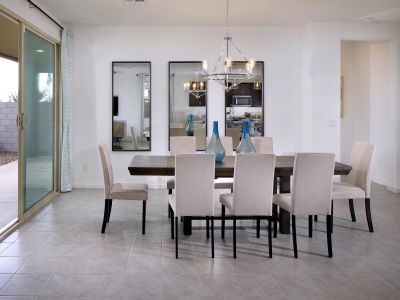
[
  {"xmin": 206, "ymin": 136, "xmax": 235, "ymax": 190},
  {"xmin": 169, "ymin": 154, "xmax": 215, "ymax": 259},
  {"xmin": 226, "ymin": 127, "xmax": 241, "ymax": 150},
  {"xmin": 130, "ymin": 126, "xmax": 138, "ymax": 150},
  {"xmin": 170, "ymin": 127, "xmax": 187, "ymax": 136},
  {"xmin": 273, "ymin": 153, "xmax": 335, "ymax": 258},
  {"xmin": 251, "ymin": 137, "xmax": 273, "ymax": 154},
  {"xmin": 194, "ymin": 127, "xmax": 206, "ymax": 150},
  {"xmin": 167, "ymin": 137, "xmax": 196, "ymax": 217},
  {"xmin": 331, "ymin": 142, "xmax": 375, "ymax": 232},
  {"xmin": 219, "ymin": 153, "xmax": 276, "ymax": 258},
  {"xmin": 98, "ymin": 144, "xmax": 148, "ymax": 234}
]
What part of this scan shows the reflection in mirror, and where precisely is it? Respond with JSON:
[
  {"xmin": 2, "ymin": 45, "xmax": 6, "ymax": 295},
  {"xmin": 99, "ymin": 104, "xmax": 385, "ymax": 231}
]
[
  {"xmin": 112, "ymin": 62, "xmax": 151, "ymax": 151},
  {"xmin": 169, "ymin": 62, "xmax": 207, "ymax": 150},
  {"xmin": 225, "ymin": 61, "xmax": 264, "ymax": 149}
]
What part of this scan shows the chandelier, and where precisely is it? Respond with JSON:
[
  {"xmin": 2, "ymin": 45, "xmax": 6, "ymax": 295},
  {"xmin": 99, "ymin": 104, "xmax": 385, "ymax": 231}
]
[
  {"xmin": 183, "ymin": 70, "xmax": 206, "ymax": 100},
  {"xmin": 200, "ymin": 0, "xmax": 255, "ymax": 91}
]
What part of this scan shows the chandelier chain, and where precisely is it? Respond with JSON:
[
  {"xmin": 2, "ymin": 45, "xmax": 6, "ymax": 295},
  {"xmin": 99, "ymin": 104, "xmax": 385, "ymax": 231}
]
[{"xmin": 226, "ymin": 0, "xmax": 230, "ymax": 35}]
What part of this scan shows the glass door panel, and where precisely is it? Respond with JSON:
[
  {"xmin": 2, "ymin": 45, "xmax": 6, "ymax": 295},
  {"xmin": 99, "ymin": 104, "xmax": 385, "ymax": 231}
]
[{"xmin": 23, "ymin": 28, "xmax": 55, "ymax": 211}]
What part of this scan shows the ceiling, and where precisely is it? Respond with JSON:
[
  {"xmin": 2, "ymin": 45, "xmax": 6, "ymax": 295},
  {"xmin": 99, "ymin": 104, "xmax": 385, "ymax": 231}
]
[{"xmin": 37, "ymin": 0, "xmax": 400, "ymax": 26}]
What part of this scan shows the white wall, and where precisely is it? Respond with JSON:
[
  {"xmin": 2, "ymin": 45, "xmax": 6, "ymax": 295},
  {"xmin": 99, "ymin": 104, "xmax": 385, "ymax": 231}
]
[
  {"xmin": 0, "ymin": 0, "xmax": 61, "ymax": 42},
  {"xmin": 70, "ymin": 22, "xmax": 400, "ymax": 192}
]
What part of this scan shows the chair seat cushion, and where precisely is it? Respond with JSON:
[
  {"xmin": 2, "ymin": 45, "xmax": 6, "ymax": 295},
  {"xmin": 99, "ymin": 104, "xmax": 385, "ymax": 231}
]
[
  {"xmin": 109, "ymin": 183, "xmax": 148, "ymax": 201},
  {"xmin": 167, "ymin": 178, "xmax": 175, "ymax": 190},
  {"xmin": 273, "ymin": 193, "xmax": 292, "ymax": 212},
  {"xmin": 332, "ymin": 182, "xmax": 365, "ymax": 200},
  {"xmin": 214, "ymin": 178, "xmax": 234, "ymax": 190},
  {"xmin": 219, "ymin": 193, "xmax": 234, "ymax": 213},
  {"xmin": 168, "ymin": 193, "xmax": 176, "ymax": 214}
]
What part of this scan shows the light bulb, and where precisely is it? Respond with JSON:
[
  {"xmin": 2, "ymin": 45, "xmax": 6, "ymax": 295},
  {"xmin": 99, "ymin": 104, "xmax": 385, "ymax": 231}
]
[
  {"xmin": 202, "ymin": 60, "xmax": 208, "ymax": 73},
  {"xmin": 192, "ymin": 82, "xmax": 197, "ymax": 90},
  {"xmin": 200, "ymin": 81, "xmax": 204, "ymax": 89}
]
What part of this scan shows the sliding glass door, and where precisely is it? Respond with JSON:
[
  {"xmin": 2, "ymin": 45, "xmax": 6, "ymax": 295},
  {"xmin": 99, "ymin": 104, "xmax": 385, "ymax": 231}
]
[{"xmin": 22, "ymin": 28, "xmax": 56, "ymax": 211}]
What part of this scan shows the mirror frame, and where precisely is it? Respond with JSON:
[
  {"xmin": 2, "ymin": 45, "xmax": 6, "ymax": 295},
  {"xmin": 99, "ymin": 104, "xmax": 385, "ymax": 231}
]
[
  {"xmin": 224, "ymin": 61, "xmax": 265, "ymax": 140},
  {"xmin": 168, "ymin": 61, "xmax": 208, "ymax": 151},
  {"xmin": 111, "ymin": 61, "xmax": 152, "ymax": 152}
]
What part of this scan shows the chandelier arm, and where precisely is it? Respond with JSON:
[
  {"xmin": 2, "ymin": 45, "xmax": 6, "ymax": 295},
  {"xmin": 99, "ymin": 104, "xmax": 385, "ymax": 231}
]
[
  {"xmin": 229, "ymin": 39, "xmax": 249, "ymax": 62},
  {"xmin": 213, "ymin": 39, "xmax": 228, "ymax": 73}
]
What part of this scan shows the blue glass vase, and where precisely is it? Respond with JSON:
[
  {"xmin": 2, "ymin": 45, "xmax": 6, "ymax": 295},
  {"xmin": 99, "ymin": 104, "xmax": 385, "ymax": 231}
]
[
  {"xmin": 186, "ymin": 114, "xmax": 194, "ymax": 136},
  {"xmin": 237, "ymin": 121, "xmax": 256, "ymax": 153},
  {"xmin": 206, "ymin": 121, "xmax": 226, "ymax": 162}
]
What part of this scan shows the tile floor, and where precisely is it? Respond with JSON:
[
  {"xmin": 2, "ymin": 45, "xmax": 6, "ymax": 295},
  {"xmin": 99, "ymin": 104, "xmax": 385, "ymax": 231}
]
[{"xmin": 0, "ymin": 184, "xmax": 399, "ymax": 299}]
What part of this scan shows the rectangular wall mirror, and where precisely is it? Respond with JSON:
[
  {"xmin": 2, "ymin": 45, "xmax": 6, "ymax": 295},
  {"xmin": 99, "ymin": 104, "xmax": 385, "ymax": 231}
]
[
  {"xmin": 225, "ymin": 61, "xmax": 264, "ymax": 149},
  {"xmin": 169, "ymin": 61, "xmax": 207, "ymax": 150},
  {"xmin": 112, "ymin": 62, "xmax": 151, "ymax": 151}
]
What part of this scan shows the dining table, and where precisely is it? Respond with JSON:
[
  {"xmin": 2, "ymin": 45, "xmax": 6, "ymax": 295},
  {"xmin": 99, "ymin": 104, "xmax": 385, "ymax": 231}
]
[{"xmin": 128, "ymin": 155, "xmax": 352, "ymax": 235}]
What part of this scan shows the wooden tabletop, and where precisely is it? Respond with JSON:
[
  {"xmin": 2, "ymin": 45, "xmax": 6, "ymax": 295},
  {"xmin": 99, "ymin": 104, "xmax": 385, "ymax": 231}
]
[{"xmin": 128, "ymin": 155, "xmax": 352, "ymax": 177}]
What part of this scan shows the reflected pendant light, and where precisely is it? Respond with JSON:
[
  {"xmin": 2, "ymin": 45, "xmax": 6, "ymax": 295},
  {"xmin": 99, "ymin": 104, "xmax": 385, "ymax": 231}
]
[{"xmin": 200, "ymin": 0, "xmax": 255, "ymax": 91}]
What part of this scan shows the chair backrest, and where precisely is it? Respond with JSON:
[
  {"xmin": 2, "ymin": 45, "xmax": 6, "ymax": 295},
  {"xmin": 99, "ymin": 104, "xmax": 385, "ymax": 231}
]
[
  {"xmin": 232, "ymin": 154, "xmax": 276, "ymax": 216},
  {"xmin": 130, "ymin": 126, "xmax": 138, "ymax": 150},
  {"xmin": 194, "ymin": 127, "xmax": 206, "ymax": 151},
  {"xmin": 170, "ymin": 127, "xmax": 187, "ymax": 137},
  {"xmin": 346, "ymin": 141, "xmax": 375, "ymax": 198},
  {"xmin": 226, "ymin": 127, "xmax": 240, "ymax": 150},
  {"xmin": 175, "ymin": 154, "xmax": 215, "ymax": 217},
  {"xmin": 251, "ymin": 137, "xmax": 273, "ymax": 153},
  {"xmin": 170, "ymin": 136, "xmax": 196, "ymax": 155},
  {"xmin": 98, "ymin": 144, "xmax": 114, "ymax": 198},
  {"xmin": 206, "ymin": 136, "xmax": 234, "ymax": 156},
  {"xmin": 291, "ymin": 153, "xmax": 335, "ymax": 215}
]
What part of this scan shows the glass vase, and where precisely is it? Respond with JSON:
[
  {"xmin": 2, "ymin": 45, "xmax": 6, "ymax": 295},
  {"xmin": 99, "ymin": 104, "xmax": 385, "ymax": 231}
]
[
  {"xmin": 206, "ymin": 121, "xmax": 226, "ymax": 162},
  {"xmin": 237, "ymin": 120, "xmax": 256, "ymax": 153},
  {"xmin": 186, "ymin": 114, "xmax": 194, "ymax": 136}
]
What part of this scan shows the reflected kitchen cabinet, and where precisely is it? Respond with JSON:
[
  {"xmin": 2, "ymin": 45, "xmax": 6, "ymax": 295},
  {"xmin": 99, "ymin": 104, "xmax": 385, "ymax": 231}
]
[{"xmin": 112, "ymin": 62, "xmax": 151, "ymax": 151}]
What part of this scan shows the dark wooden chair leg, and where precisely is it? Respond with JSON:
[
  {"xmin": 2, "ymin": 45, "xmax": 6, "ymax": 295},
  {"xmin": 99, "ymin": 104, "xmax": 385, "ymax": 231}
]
[
  {"xmin": 331, "ymin": 200, "xmax": 334, "ymax": 233},
  {"xmin": 211, "ymin": 217, "xmax": 215, "ymax": 258},
  {"xmin": 314, "ymin": 215, "xmax": 318, "ymax": 222},
  {"xmin": 256, "ymin": 218, "xmax": 261, "ymax": 238},
  {"xmin": 348, "ymin": 199, "xmax": 356, "ymax": 222},
  {"xmin": 107, "ymin": 200, "xmax": 112, "ymax": 223},
  {"xmin": 365, "ymin": 198, "xmax": 374, "ymax": 232},
  {"xmin": 308, "ymin": 215, "xmax": 313, "ymax": 238},
  {"xmin": 268, "ymin": 217, "xmax": 272, "ymax": 258},
  {"xmin": 221, "ymin": 205, "xmax": 225, "ymax": 239},
  {"xmin": 101, "ymin": 199, "xmax": 109, "ymax": 233},
  {"xmin": 142, "ymin": 201, "xmax": 146, "ymax": 235},
  {"xmin": 206, "ymin": 217, "xmax": 210, "ymax": 239},
  {"xmin": 327, "ymin": 214, "xmax": 333, "ymax": 257},
  {"xmin": 233, "ymin": 216, "xmax": 237, "ymax": 258},
  {"xmin": 273, "ymin": 204, "xmax": 278, "ymax": 238},
  {"xmin": 170, "ymin": 205, "xmax": 174, "ymax": 239},
  {"xmin": 168, "ymin": 189, "xmax": 172, "ymax": 218},
  {"xmin": 175, "ymin": 216, "xmax": 179, "ymax": 259},
  {"xmin": 292, "ymin": 215, "xmax": 298, "ymax": 258}
]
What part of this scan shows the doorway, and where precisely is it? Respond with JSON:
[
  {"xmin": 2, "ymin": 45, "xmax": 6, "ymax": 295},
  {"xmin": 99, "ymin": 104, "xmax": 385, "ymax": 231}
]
[
  {"xmin": 0, "ymin": 12, "xmax": 19, "ymax": 232},
  {"xmin": 340, "ymin": 40, "xmax": 395, "ymax": 188}
]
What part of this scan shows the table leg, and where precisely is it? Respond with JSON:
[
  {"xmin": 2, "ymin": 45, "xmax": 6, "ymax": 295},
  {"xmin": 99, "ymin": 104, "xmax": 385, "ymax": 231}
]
[
  {"xmin": 183, "ymin": 217, "xmax": 192, "ymax": 235},
  {"xmin": 279, "ymin": 176, "xmax": 291, "ymax": 234}
]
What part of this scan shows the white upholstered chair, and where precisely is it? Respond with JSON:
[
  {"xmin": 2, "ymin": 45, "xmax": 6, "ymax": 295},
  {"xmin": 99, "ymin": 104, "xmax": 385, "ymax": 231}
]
[
  {"xmin": 98, "ymin": 144, "xmax": 148, "ymax": 234},
  {"xmin": 167, "ymin": 137, "xmax": 196, "ymax": 217},
  {"xmin": 194, "ymin": 127, "xmax": 206, "ymax": 150},
  {"xmin": 251, "ymin": 137, "xmax": 273, "ymax": 154},
  {"xmin": 130, "ymin": 126, "xmax": 138, "ymax": 150},
  {"xmin": 206, "ymin": 136, "xmax": 235, "ymax": 190},
  {"xmin": 332, "ymin": 142, "xmax": 375, "ymax": 232},
  {"xmin": 273, "ymin": 153, "xmax": 335, "ymax": 258},
  {"xmin": 169, "ymin": 154, "xmax": 215, "ymax": 258},
  {"xmin": 170, "ymin": 127, "xmax": 187, "ymax": 137},
  {"xmin": 226, "ymin": 127, "xmax": 241, "ymax": 150},
  {"xmin": 219, "ymin": 154, "xmax": 276, "ymax": 258}
]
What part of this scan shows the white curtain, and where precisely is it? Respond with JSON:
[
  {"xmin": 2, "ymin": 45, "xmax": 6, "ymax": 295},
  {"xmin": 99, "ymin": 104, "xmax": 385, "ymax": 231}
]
[{"xmin": 60, "ymin": 30, "xmax": 73, "ymax": 192}]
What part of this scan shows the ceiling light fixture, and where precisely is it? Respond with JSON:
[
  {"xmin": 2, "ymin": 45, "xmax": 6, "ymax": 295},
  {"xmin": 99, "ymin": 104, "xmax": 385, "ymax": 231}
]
[
  {"xmin": 184, "ymin": 69, "xmax": 206, "ymax": 100},
  {"xmin": 200, "ymin": 0, "xmax": 255, "ymax": 91}
]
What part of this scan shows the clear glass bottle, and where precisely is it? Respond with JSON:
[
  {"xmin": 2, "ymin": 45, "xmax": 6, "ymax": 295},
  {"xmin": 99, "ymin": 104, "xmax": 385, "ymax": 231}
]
[
  {"xmin": 186, "ymin": 114, "xmax": 194, "ymax": 136},
  {"xmin": 206, "ymin": 121, "xmax": 226, "ymax": 162},
  {"xmin": 236, "ymin": 120, "xmax": 256, "ymax": 153}
]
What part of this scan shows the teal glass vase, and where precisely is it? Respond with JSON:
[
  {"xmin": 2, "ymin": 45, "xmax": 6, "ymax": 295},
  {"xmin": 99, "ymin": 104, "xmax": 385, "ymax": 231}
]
[
  {"xmin": 237, "ymin": 121, "xmax": 256, "ymax": 153},
  {"xmin": 186, "ymin": 114, "xmax": 194, "ymax": 136},
  {"xmin": 206, "ymin": 121, "xmax": 226, "ymax": 162}
]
